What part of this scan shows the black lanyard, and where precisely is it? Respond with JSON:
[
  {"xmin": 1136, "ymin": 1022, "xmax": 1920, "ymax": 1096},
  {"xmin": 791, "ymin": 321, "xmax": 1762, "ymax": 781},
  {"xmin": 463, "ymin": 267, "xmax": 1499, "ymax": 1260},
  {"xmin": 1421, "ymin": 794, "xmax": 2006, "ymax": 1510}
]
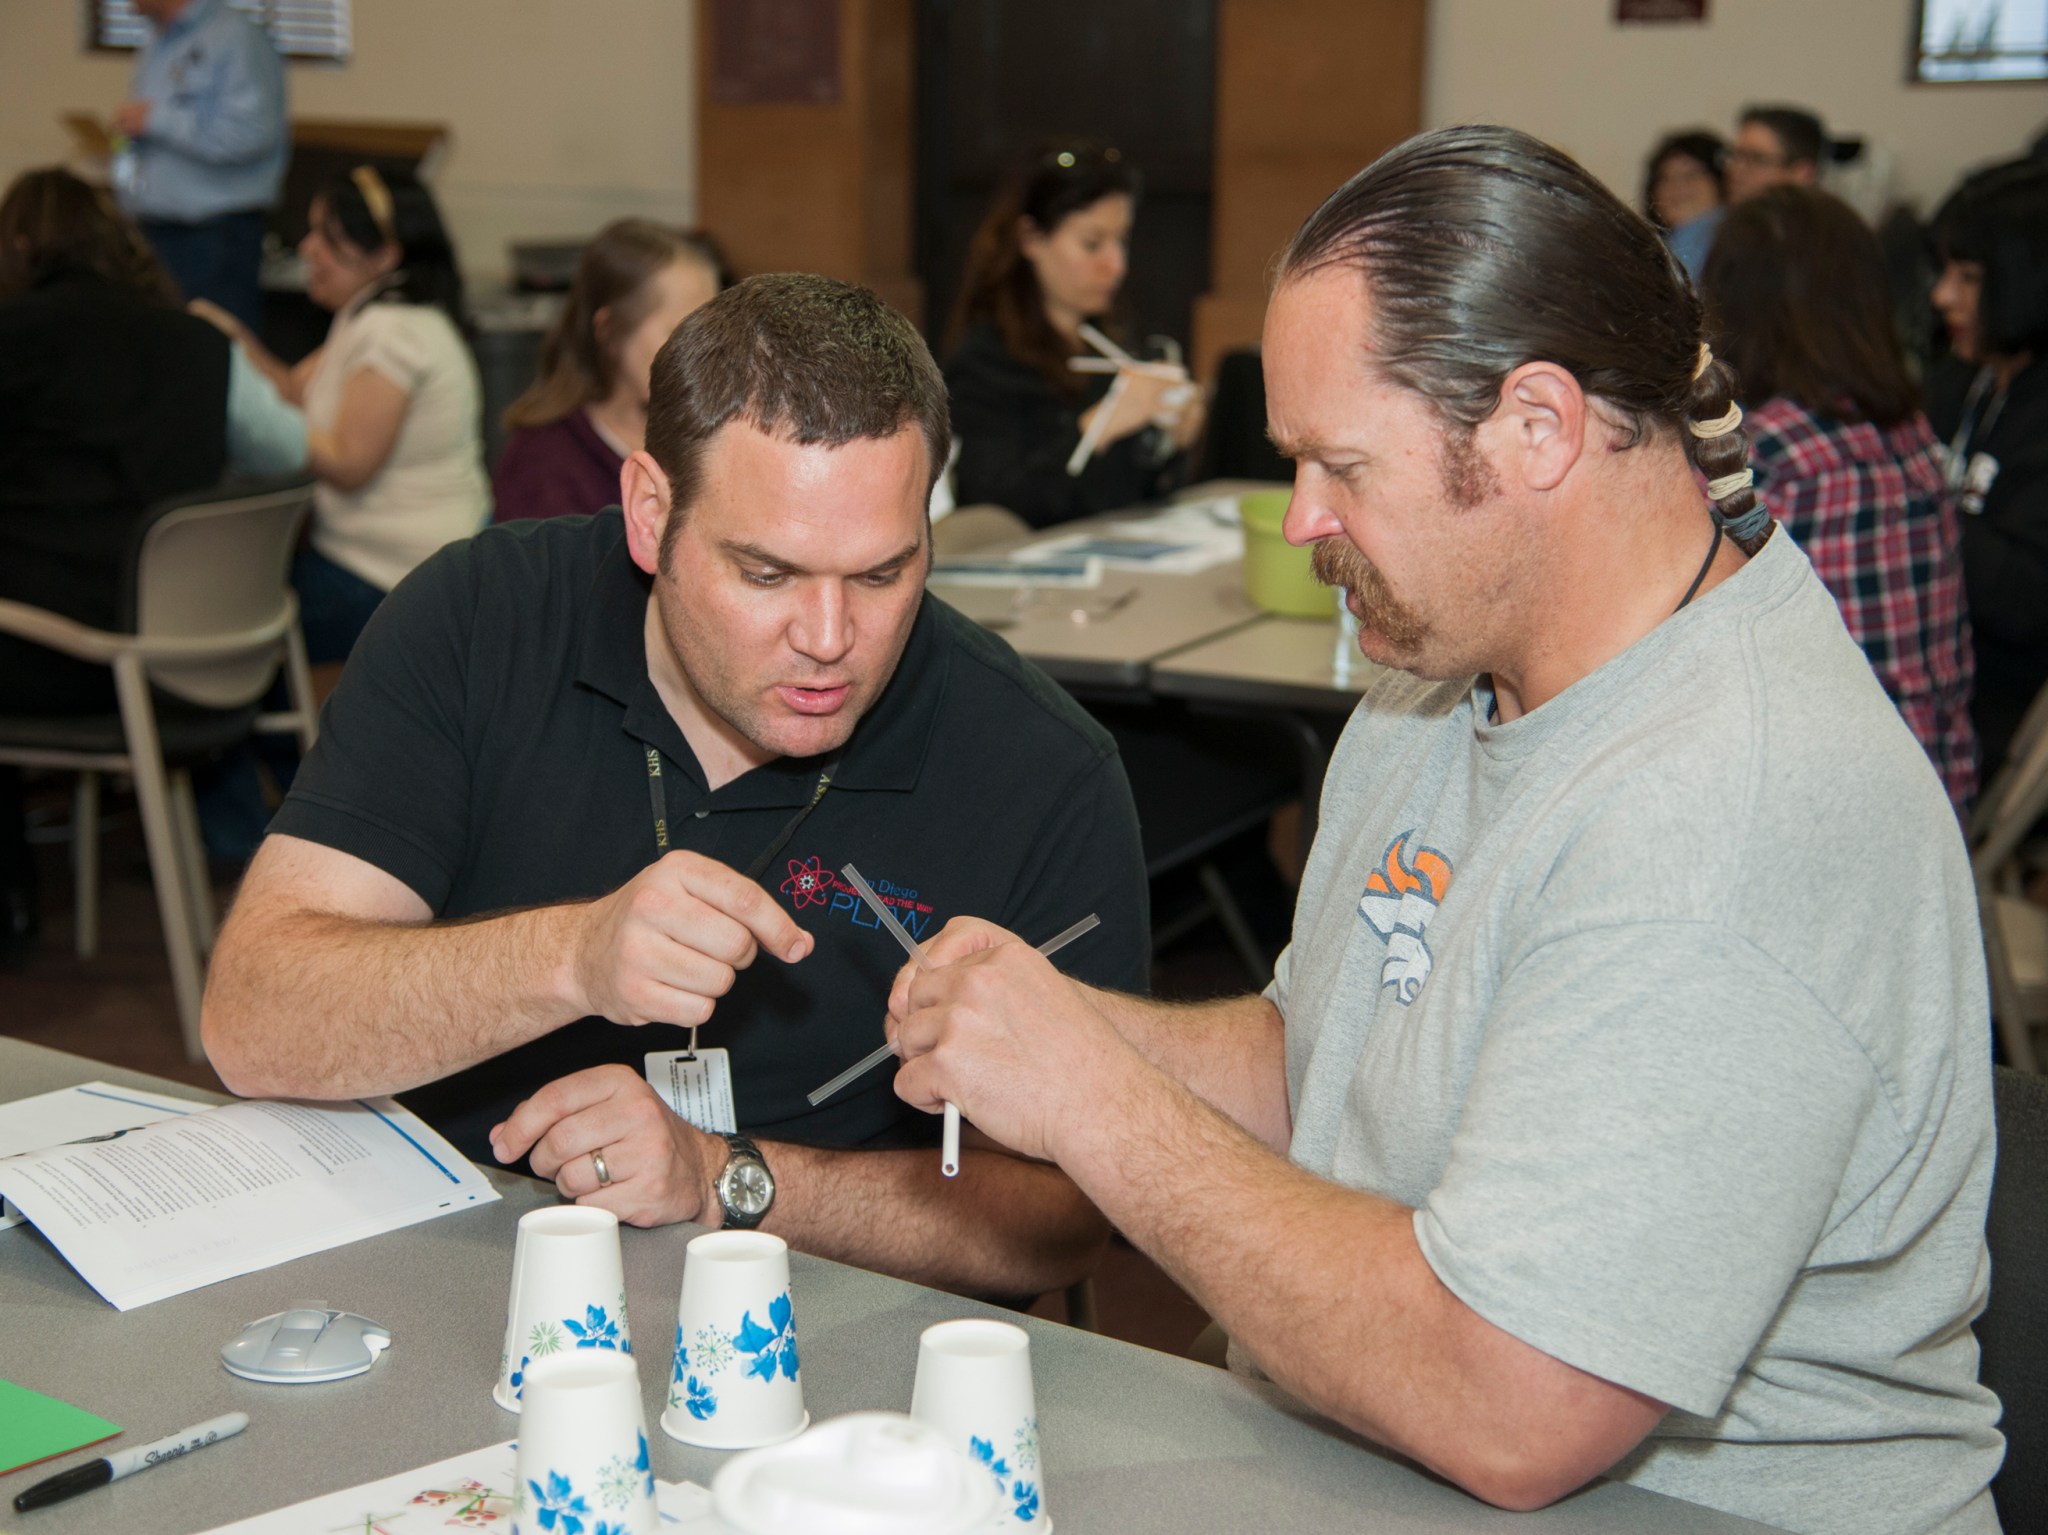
[
  {"xmin": 644, "ymin": 743, "xmax": 844, "ymax": 881},
  {"xmin": 1945, "ymin": 366, "xmax": 2007, "ymax": 490}
]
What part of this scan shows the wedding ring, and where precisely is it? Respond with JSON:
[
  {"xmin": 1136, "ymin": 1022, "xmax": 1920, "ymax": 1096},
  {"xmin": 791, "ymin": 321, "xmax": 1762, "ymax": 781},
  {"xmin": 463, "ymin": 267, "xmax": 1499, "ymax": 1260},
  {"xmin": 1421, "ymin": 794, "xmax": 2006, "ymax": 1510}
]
[{"xmin": 592, "ymin": 1149, "xmax": 613, "ymax": 1187}]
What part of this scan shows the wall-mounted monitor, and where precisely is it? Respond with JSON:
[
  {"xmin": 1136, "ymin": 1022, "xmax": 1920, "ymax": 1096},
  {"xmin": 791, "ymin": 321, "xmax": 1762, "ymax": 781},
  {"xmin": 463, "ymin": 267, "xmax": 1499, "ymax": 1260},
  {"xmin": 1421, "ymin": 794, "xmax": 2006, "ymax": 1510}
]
[{"xmin": 1913, "ymin": 0, "xmax": 2048, "ymax": 82}]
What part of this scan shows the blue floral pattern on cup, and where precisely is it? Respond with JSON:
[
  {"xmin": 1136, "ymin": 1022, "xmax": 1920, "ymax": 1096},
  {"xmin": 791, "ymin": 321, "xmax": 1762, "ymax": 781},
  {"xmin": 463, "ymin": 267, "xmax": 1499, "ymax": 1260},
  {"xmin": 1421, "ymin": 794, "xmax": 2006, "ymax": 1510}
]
[
  {"xmin": 664, "ymin": 1293, "xmax": 799, "ymax": 1423},
  {"xmin": 734, "ymin": 1293, "xmax": 800, "ymax": 1383},
  {"xmin": 526, "ymin": 1469, "xmax": 590, "ymax": 1533},
  {"xmin": 565, "ymin": 1303, "xmax": 623, "ymax": 1350},
  {"xmin": 524, "ymin": 1432, "xmax": 651, "ymax": 1535},
  {"xmin": 968, "ymin": 1434, "xmax": 1041, "ymax": 1524}
]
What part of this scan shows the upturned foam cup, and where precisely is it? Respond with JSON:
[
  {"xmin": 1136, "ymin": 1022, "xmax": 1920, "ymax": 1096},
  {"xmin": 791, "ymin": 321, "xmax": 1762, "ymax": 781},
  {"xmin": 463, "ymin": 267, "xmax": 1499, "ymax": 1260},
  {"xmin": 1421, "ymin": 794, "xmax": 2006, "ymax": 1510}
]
[
  {"xmin": 513, "ymin": 1350, "xmax": 657, "ymax": 1535},
  {"xmin": 910, "ymin": 1319, "xmax": 1049, "ymax": 1530},
  {"xmin": 495, "ymin": 1205, "xmax": 635, "ymax": 1412},
  {"xmin": 661, "ymin": 1230, "xmax": 808, "ymax": 1449}
]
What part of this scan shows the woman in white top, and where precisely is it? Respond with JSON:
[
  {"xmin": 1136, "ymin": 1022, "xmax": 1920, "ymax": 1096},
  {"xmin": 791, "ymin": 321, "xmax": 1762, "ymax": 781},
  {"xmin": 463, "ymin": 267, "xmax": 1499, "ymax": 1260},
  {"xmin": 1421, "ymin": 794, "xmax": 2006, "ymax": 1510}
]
[{"xmin": 196, "ymin": 165, "xmax": 488, "ymax": 662}]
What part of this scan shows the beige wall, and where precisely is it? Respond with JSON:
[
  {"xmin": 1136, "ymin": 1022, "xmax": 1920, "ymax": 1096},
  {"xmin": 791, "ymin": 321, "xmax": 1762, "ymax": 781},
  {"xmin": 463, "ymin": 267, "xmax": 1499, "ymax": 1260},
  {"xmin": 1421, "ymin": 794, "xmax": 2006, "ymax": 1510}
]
[
  {"xmin": 1427, "ymin": 0, "xmax": 2047, "ymax": 213},
  {"xmin": 0, "ymin": 0, "xmax": 699, "ymax": 285}
]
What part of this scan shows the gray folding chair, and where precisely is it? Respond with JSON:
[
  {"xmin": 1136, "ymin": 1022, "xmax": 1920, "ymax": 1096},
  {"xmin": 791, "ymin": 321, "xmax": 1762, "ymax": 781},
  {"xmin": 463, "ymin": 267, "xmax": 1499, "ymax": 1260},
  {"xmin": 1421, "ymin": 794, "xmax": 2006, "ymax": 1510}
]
[
  {"xmin": 0, "ymin": 476, "xmax": 318, "ymax": 1059},
  {"xmin": 1971, "ymin": 682, "xmax": 2048, "ymax": 1073}
]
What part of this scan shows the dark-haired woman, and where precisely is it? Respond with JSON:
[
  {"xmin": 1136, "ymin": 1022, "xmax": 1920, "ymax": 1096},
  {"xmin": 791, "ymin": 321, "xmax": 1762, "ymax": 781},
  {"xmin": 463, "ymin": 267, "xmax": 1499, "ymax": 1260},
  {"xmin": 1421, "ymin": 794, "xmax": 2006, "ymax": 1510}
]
[
  {"xmin": 1927, "ymin": 161, "xmax": 2048, "ymax": 780},
  {"xmin": 944, "ymin": 141, "xmax": 1201, "ymax": 529},
  {"xmin": 0, "ymin": 167, "xmax": 304, "ymax": 957},
  {"xmin": 1643, "ymin": 130, "xmax": 1725, "ymax": 281},
  {"xmin": 1701, "ymin": 186, "xmax": 1975, "ymax": 808},
  {"xmin": 493, "ymin": 221, "xmax": 724, "ymax": 523},
  {"xmin": 196, "ymin": 166, "xmax": 487, "ymax": 662}
]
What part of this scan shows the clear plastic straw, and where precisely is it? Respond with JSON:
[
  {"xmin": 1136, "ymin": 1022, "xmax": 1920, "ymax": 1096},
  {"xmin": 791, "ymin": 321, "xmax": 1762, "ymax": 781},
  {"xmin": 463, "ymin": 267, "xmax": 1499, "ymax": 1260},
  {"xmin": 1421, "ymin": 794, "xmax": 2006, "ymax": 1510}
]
[{"xmin": 804, "ymin": 903, "xmax": 1102, "ymax": 1107}]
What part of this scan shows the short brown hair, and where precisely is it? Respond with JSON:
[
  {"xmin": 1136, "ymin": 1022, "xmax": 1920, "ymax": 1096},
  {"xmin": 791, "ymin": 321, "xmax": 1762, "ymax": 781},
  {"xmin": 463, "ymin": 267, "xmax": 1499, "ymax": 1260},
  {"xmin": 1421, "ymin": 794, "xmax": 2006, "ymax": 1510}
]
[
  {"xmin": 1700, "ymin": 187, "xmax": 1917, "ymax": 427},
  {"xmin": 645, "ymin": 273, "xmax": 950, "ymax": 532}
]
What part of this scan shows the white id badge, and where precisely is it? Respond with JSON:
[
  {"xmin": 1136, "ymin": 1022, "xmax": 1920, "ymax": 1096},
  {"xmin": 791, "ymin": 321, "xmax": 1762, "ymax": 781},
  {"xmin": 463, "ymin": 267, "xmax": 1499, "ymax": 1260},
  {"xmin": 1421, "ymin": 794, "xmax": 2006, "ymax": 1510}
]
[{"xmin": 645, "ymin": 1049, "xmax": 737, "ymax": 1135}]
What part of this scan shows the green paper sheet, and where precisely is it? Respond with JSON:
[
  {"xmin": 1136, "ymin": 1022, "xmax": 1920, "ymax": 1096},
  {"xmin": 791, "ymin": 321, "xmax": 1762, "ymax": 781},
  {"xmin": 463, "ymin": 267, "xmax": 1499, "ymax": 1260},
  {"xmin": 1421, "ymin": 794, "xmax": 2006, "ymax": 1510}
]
[{"xmin": 0, "ymin": 1378, "xmax": 120, "ymax": 1477}]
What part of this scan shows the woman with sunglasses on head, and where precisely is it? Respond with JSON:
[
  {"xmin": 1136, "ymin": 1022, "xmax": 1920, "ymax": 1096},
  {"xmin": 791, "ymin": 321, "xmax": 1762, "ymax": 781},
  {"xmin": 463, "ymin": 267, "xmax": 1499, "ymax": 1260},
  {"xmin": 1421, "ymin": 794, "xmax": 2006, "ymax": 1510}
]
[
  {"xmin": 194, "ymin": 165, "xmax": 488, "ymax": 663},
  {"xmin": 493, "ymin": 221, "xmax": 726, "ymax": 524},
  {"xmin": 944, "ymin": 139, "xmax": 1203, "ymax": 529}
]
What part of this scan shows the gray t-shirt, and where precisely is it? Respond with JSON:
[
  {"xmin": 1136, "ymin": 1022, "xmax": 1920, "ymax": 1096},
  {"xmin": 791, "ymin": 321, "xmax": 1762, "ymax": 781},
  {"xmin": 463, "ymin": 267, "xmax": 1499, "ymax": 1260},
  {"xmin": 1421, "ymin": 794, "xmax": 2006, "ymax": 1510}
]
[{"xmin": 1271, "ymin": 530, "xmax": 2002, "ymax": 1534}]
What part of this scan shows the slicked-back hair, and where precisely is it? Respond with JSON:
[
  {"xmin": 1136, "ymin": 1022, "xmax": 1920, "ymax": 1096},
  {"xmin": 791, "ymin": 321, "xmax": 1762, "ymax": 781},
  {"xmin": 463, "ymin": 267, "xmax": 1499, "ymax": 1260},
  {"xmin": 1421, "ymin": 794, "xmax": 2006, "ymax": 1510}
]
[
  {"xmin": 1279, "ymin": 125, "xmax": 1765, "ymax": 552},
  {"xmin": 1932, "ymin": 158, "xmax": 2048, "ymax": 357},
  {"xmin": 644, "ymin": 273, "xmax": 950, "ymax": 541},
  {"xmin": 1701, "ymin": 187, "xmax": 1917, "ymax": 427}
]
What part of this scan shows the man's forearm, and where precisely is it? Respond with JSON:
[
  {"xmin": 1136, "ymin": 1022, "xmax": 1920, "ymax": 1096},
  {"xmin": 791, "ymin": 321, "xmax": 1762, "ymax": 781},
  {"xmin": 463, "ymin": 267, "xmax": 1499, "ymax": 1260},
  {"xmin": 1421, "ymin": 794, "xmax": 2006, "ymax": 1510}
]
[
  {"xmin": 203, "ymin": 905, "xmax": 585, "ymax": 1099},
  {"xmin": 1089, "ymin": 989, "xmax": 1291, "ymax": 1151},
  {"xmin": 754, "ymin": 1138, "xmax": 1108, "ymax": 1298},
  {"xmin": 1051, "ymin": 1059, "xmax": 1661, "ymax": 1510}
]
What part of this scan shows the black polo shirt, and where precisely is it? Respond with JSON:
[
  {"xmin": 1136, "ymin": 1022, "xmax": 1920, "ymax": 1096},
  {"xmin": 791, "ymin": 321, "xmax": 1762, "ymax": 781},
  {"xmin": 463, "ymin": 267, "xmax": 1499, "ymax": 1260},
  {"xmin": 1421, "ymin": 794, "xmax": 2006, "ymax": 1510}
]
[{"xmin": 271, "ymin": 510, "xmax": 1149, "ymax": 1167}]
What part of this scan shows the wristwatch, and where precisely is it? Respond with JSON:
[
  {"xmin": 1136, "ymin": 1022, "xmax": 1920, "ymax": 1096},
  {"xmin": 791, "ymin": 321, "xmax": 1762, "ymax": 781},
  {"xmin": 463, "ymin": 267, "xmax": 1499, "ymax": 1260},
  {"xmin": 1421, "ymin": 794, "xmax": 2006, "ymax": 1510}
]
[{"xmin": 713, "ymin": 1134, "xmax": 775, "ymax": 1230}]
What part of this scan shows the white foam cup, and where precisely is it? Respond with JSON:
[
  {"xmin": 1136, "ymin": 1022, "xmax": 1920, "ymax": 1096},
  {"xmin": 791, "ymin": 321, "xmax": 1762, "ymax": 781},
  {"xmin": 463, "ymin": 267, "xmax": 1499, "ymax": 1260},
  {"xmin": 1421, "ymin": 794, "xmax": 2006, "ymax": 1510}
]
[
  {"xmin": 660, "ymin": 1230, "xmax": 808, "ymax": 1449},
  {"xmin": 495, "ymin": 1204, "xmax": 635, "ymax": 1412},
  {"xmin": 910, "ymin": 1319, "xmax": 1049, "ymax": 1530},
  {"xmin": 512, "ymin": 1350, "xmax": 657, "ymax": 1535}
]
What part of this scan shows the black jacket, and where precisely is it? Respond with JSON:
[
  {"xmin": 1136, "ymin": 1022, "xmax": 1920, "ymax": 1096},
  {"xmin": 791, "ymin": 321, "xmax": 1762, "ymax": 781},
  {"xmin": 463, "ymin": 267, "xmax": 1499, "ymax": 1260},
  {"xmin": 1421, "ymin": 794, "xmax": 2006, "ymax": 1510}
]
[
  {"xmin": 943, "ymin": 321, "xmax": 1184, "ymax": 529},
  {"xmin": 0, "ymin": 272, "xmax": 230, "ymax": 630},
  {"xmin": 1929, "ymin": 355, "xmax": 2048, "ymax": 776}
]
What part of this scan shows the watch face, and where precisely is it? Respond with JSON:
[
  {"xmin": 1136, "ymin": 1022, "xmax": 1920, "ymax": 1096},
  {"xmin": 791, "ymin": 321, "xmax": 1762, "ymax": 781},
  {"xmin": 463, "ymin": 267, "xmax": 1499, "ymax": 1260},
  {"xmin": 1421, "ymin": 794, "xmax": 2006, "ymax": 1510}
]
[{"xmin": 726, "ymin": 1160, "xmax": 773, "ymax": 1216}]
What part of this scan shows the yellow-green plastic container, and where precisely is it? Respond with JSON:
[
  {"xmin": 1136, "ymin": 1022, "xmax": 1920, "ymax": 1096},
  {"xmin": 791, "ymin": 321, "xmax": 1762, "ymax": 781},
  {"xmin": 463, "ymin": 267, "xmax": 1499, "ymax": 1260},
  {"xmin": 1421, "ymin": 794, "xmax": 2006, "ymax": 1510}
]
[{"xmin": 1238, "ymin": 490, "xmax": 1335, "ymax": 618}]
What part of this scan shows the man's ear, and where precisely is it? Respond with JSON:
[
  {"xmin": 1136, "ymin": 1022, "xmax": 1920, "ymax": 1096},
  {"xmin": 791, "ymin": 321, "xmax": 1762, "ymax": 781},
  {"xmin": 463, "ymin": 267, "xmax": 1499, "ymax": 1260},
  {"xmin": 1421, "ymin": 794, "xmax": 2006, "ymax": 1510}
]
[
  {"xmin": 1484, "ymin": 361, "xmax": 1586, "ymax": 494},
  {"xmin": 620, "ymin": 450, "xmax": 673, "ymax": 576}
]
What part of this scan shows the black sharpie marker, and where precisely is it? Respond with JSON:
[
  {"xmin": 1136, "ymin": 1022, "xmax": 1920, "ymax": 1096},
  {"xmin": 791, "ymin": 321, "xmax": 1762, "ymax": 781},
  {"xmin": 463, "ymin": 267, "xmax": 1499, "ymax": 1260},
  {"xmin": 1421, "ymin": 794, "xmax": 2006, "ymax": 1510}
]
[{"xmin": 13, "ymin": 1412, "xmax": 248, "ymax": 1512}]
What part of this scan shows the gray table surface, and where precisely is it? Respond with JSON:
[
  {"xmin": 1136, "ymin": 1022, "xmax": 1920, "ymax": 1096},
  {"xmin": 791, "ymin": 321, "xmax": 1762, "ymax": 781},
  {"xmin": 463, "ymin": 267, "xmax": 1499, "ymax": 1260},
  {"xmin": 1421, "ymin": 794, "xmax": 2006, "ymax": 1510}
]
[
  {"xmin": 930, "ymin": 481, "xmax": 1279, "ymax": 689},
  {"xmin": 0, "ymin": 1040, "xmax": 1777, "ymax": 1534},
  {"xmin": 1152, "ymin": 614, "xmax": 1385, "ymax": 714}
]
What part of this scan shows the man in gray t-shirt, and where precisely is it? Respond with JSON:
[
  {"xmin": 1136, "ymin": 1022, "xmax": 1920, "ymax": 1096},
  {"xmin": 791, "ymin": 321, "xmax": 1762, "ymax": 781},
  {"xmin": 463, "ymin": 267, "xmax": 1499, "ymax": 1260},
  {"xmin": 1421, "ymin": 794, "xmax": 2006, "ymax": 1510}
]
[{"xmin": 883, "ymin": 126, "xmax": 2001, "ymax": 1534}]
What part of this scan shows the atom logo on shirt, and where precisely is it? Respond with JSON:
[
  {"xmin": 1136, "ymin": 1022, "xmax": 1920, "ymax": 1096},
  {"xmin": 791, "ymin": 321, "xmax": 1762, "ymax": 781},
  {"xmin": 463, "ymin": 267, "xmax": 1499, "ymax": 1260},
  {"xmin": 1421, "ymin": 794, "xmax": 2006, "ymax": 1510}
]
[
  {"xmin": 778, "ymin": 856, "xmax": 939, "ymax": 942},
  {"xmin": 1356, "ymin": 831, "xmax": 1453, "ymax": 1004},
  {"xmin": 781, "ymin": 856, "xmax": 835, "ymax": 909}
]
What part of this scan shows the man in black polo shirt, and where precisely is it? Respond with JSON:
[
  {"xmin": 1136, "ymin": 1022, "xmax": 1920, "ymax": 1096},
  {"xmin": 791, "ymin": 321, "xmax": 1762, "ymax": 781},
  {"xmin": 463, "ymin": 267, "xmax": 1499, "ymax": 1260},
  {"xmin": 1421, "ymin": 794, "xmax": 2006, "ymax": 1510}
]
[{"xmin": 203, "ymin": 274, "xmax": 1147, "ymax": 1298}]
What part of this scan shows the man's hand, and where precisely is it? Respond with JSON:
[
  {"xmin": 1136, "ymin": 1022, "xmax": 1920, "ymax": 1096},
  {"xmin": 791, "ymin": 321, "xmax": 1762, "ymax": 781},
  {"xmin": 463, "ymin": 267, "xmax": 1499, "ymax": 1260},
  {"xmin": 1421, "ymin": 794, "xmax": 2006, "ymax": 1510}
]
[
  {"xmin": 885, "ymin": 916, "xmax": 1145, "ymax": 1166},
  {"xmin": 570, "ymin": 850, "xmax": 814, "ymax": 1027},
  {"xmin": 111, "ymin": 99, "xmax": 151, "ymax": 137},
  {"xmin": 491, "ymin": 1065, "xmax": 720, "ymax": 1228}
]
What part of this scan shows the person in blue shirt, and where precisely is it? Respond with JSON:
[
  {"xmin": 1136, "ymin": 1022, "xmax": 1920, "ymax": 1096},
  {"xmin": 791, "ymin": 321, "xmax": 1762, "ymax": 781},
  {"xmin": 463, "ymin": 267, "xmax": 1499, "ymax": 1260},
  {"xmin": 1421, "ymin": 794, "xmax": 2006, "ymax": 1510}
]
[
  {"xmin": 1643, "ymin": 130, "xmax": 1726, "ymax": 283},
  {"xmin": 111, "ymin": 0, "xmax": 288, "ymax": 331}
]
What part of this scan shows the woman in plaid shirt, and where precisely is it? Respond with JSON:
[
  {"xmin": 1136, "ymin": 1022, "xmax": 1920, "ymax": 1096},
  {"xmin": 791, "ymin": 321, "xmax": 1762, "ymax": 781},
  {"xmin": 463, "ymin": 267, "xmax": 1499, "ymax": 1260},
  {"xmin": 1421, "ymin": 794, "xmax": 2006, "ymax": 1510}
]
[{"xmin": 1702, "ymin": 187, "xmax": 1976, "ymax": 809}]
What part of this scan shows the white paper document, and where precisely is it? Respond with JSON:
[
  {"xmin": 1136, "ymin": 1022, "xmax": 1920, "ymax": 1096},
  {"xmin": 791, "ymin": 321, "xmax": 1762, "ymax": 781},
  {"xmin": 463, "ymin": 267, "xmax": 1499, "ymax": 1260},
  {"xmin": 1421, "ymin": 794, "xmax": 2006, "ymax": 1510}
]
[
  {"xmin": 0, "ymin": 1080, "xmax": 207, "ymax": 1231},
  {"xmin": 0, "ymin": 1095, "xmax": 500, "ymax": 1309},
  {"xmin": 197, "ymin": 1440, "xmax": 716, "ymax": 1534},
  {"xmin": 1018, "ymin": 501, "xmax": 1245, "ymax": 575}
]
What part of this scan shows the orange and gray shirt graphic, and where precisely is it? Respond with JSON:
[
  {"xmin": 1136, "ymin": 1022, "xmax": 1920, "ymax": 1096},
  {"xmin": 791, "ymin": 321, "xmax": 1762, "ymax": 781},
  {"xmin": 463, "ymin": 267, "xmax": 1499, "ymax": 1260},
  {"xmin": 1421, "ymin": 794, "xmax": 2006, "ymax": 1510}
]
[{"xmin": 1356, "ymin": 831, "xmax": 1454, "ymax": 1005}]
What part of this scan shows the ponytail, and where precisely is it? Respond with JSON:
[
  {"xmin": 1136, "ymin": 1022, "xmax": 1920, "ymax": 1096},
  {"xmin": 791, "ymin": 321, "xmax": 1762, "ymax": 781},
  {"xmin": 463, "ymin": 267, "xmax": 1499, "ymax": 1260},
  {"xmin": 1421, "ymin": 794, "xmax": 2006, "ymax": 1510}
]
[{"xmin": 1683, "ymin": 344, "xmax": 1771, "ymax": 556}]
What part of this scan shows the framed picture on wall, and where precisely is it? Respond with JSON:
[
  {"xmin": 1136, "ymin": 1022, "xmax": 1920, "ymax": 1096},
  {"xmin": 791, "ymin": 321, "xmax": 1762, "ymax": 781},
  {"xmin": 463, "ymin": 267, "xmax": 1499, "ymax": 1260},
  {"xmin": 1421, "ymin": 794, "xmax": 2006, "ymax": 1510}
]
[
  {"xmin": 1912, "ymin": 0, "xmax": 2048, "ymax": 82},
  {"xmin": 1615, "ymin": 0, "xmax": 1709, "ymax": 21}
]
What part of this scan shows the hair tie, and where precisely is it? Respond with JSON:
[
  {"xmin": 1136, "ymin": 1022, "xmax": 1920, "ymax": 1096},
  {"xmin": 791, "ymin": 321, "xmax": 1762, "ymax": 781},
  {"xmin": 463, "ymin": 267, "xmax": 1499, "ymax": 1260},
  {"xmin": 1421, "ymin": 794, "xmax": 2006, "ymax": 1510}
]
[
  {"xmin": 1705, "ymin": 467, "xmax": 1753, "ymax": 500},
  {"xmin": 1712, "ymin": 499, "xmax": 1773, "ymax": 542},
  {"xmin": 1693, "ymin": 342, "xmax": 1713, "ymax": 381},
  {"xmin": 1688, "ymin": 402, "xmax": 1743, "ymax": 439},
  {"xmin": 351, "ymin": 165, "xmax": 399, "ymax": 248}
]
